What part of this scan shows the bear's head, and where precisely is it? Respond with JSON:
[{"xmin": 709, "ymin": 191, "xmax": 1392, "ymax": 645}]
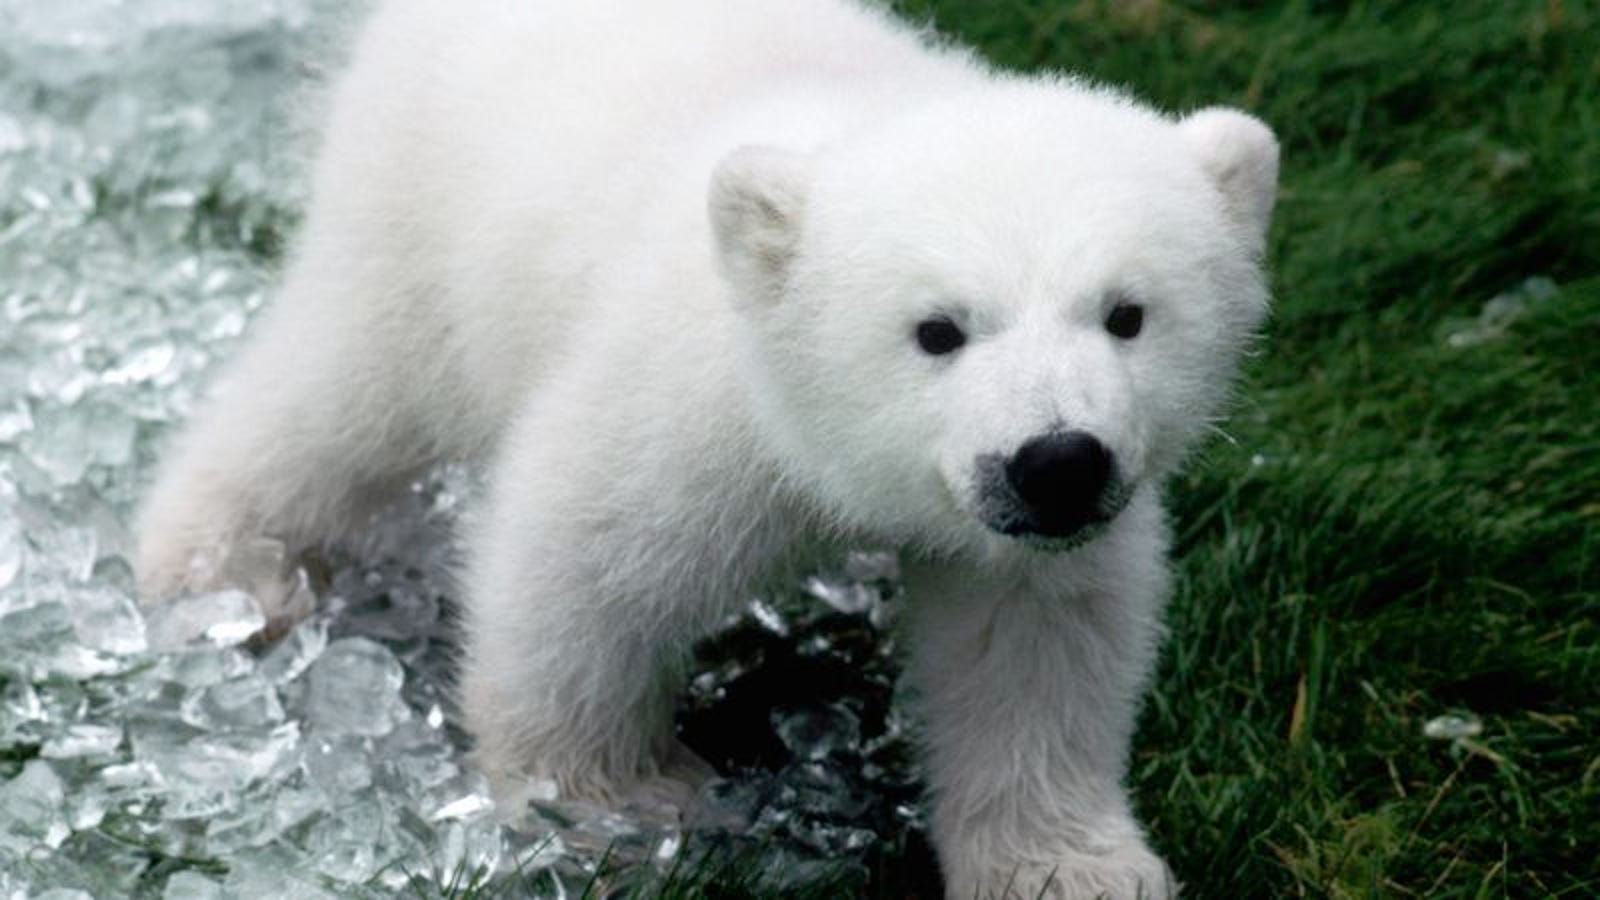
[{"xmin": 710, "ymin": 81, "xmax": 1277, "ymax": 558}]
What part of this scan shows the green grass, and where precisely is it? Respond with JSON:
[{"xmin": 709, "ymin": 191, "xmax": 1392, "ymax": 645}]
[
  {"xmin": 623, "ymin": 1, "xmax": 1600, "ymax": 897},
  {"xmin": 870, "ymin": 1, "xmax": 1598, "ymax": 896}
]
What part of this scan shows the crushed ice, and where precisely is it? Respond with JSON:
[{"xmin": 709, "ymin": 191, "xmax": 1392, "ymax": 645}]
[
  {"xmin": 1421, "ymin": 713, "xmax": 1484, "ymax": 742},
  {"xmin": 1444, "ymin": 276, "xmax": 1560, "ymax": 348},
  {"xmin": 0, "ymin": 1, "xmax": 926, "ymax": 895}
]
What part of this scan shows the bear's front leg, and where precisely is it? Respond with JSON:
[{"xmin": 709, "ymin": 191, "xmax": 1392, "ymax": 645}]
[
  {"xmin": 457, "ymin": 396, "xmax": 787, "ymax": 818},
  {"xmin": 903, "ymin": 541, "xmax": 1176, "ymax": 900},
  {"xmin": 459, "ymin": 493, "xmax": 721, "ymax": 815}
]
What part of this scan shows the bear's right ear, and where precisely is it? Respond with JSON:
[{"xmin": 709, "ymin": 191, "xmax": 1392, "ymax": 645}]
[{"xmin": 709, "ymin": 146, "xmax": 811, "ymax": 305}]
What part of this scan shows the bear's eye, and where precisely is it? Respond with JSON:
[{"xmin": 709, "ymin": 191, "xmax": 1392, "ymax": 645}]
[
  {"xmin": 1105, "ymin": 302, "xmax": 1144, "ymax": 340},
  {"xmin": 915, "ymin": 316, "xmax": 967, "ymax": 355}
]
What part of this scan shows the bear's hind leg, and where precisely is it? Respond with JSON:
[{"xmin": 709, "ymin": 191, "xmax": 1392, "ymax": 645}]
[{"xmin": 136, "ymin": 273, "xmax": 456, "ymax": 620}]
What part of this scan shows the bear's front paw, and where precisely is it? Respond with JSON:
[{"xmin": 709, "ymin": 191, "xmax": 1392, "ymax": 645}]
[
  {"xmin": 477, "ymin": 739, "xmax": 717, "ymax": 828},
  {"xmin": 948, "ymin": 842, "xmax": 1176, "ymax": 900}
]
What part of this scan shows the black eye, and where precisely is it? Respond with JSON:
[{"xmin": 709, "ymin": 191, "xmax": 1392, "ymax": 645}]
[
  {"xmin": 915, "ymin": 316, "xmax": 966, "ymax": 355},
  {"xmin": 1105, "ymin": 302, "xmax": 1144, "ymax": 339}
]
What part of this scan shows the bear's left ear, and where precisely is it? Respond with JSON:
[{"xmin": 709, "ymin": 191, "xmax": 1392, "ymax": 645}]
[
  {"xmin": 709, "ymin": 146, "xmax": 812, "ymax": 305},
  {"xmin": 1178, "ymin": 107, "xmax": 1279, "ymax": 251}
]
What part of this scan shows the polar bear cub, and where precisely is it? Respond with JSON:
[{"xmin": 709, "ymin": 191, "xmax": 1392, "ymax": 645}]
[{"xmin": 137, "ymin": 0, "xmax": 1277, "ymax": 896}]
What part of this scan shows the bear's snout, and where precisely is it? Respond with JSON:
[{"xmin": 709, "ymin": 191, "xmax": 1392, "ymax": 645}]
[{"xmin": 981, "ymin": 430, "xmax": 1120, "ymax": 542}]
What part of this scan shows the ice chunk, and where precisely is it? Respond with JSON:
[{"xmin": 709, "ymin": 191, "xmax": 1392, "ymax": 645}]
[
  {"xmin": 429, "ymin": 817, "xmax": 505, "ymax": 886},
  {"xmin": 101, "ymin": 337, "xmax": 178, "ymax": 386},
  {"xmin": 300, "ymin": 795, "xmax": 390, "ymax": 882},
  {"xmin": 17, "ymin": 402, "xmax": 137, "ymax": 486},
  {"xmin": 197, "ymin": 537, "xmax": 316, "ymax": 622},
  {"xmin": 40, "ymin": 723, "xmax": 123, "ymax": 759},
  {"xmin": 260, "ymin": 614, "xmax": 329, "ymax": 685},
  {"xmin": 259, "ymin": 616, "xmax": 328, "ymax": 685},
  {"xmin": 690, "ymin": 776, "xmax": 771, "ymax": 833},
  {"xmin": 748, "ymin": 597, "xmax": 789, "ymax": 636},
  {"xmin": 22, "ymin": 355, "xmax": 93, "ymax": 409},
  {"xmin": 21, "ymin": 515, "xmax": 100, "ymax": 585},
  {"xmin": 0, "ymin": 402, "xmax": 32, "ymax": 444},
  {"xmin": 167, "ymin": 646, "xmax": 254, "ymax": 688},
  {"xmin": 145, "ymin": 589, "xmax": 265, "ymax": 649},
  {"xmin": 222, "ymin": 847, "xmax": 344, "ymax": 900},
  {"xmin": 204, "ymin": 784, "xmax": 323, "ymax": 852},
  {"xmin": 0, "ymin": 601, "xmax": 76, "ymax": 666},
  {"xmin": 67, "ymin": 584, "xmax": 147, "ymax": 655},
  {"xmin": 803, "ymin": 574, "xmax": 877, "ymax": 616},
  {"xmin": 64, "ymin": 778, "xmax": 110, "ymax": 831},
  {"xmin": 161, "ymin": 871, "xmax": 224, "ymax": 900},
  {"xmin": 299, "ymin": 637, "xmax": 408, "ymax": 737},
  {"xmin": 39, "ymin": 642, "xmax": 133, "ymax": 680},
  {"xmin": 180, "ymin": 673, "xmax": 285, "ymax": 731},
  {"xmin": 780, "ymin": 762, "xmax": 874, "ymax": 828},
  {"xmin": 1445, "ymin": 276, "xmax": 1561, "ymax": 347},
  {"xmin": 0, "ymin": 681, "xmax": 46, "ymax": 749},
  {"xmin": 1423, "ymin": 713, "xmax": 1483, "ymax": 741},
  {"xmin": 303, "ymin": 735, "xmax": 374, "ymax": 796},
  {"xmin": 424, "ymin": 771, "xmax": 494, "ymax": 823},
  {"xmin": 0, "ymin": 760, "xmax": 70, "ymax": 854},
  {"xmin": 0, "ymin": 506, "xmax": 21, "ymax": 591},
  {"xmin": 22, "ymin": 824, "xmax": 158, "ymax": 899},
  {"xmin": 504, "ymin": 828, "xmax": 568, "ymax": 874},
  {"xmin": 772, "ymin": 703, "xmax": 862, "ymax": 762},
  {"xmin": 378, "ymin": 721, "xmax": 459, "ymax": 792},
  {"xmin": 130, "ymin": 721, "xmax": 300, "ymax": 819}
]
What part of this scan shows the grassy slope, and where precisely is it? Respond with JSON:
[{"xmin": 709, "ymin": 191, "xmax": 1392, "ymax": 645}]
[{"xmin": 876, "ymin": 1, "xmax": 1598, "ymax": 896}]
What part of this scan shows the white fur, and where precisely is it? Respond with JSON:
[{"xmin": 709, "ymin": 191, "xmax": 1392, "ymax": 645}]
[{"xmin": 136, "ymin": 1, "xmax": 1277, "ymax": 896}]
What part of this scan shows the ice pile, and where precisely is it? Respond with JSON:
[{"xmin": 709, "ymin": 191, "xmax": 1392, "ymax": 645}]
[
  {"xmin": 0, "ymin": 475, "xmax": 588, "ymax": 897},
  {"xmin": 0, "ymin": 1, "xmax": 927, "ymax": 895}
]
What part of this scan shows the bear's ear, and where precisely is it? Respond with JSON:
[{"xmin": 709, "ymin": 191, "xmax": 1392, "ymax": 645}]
[
  {"xmin": 1178, "ymin": 107, "xmax": 1279, "ymax": 251},
  {"xmin": 709, "ymin": 146, "xmax": 811, "ymax": 304}
]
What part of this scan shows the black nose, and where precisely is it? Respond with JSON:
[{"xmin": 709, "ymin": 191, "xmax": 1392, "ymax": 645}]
[{"xmin": 1004, "ymin": 431, "xmax": 1113, "ymax": 536}]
